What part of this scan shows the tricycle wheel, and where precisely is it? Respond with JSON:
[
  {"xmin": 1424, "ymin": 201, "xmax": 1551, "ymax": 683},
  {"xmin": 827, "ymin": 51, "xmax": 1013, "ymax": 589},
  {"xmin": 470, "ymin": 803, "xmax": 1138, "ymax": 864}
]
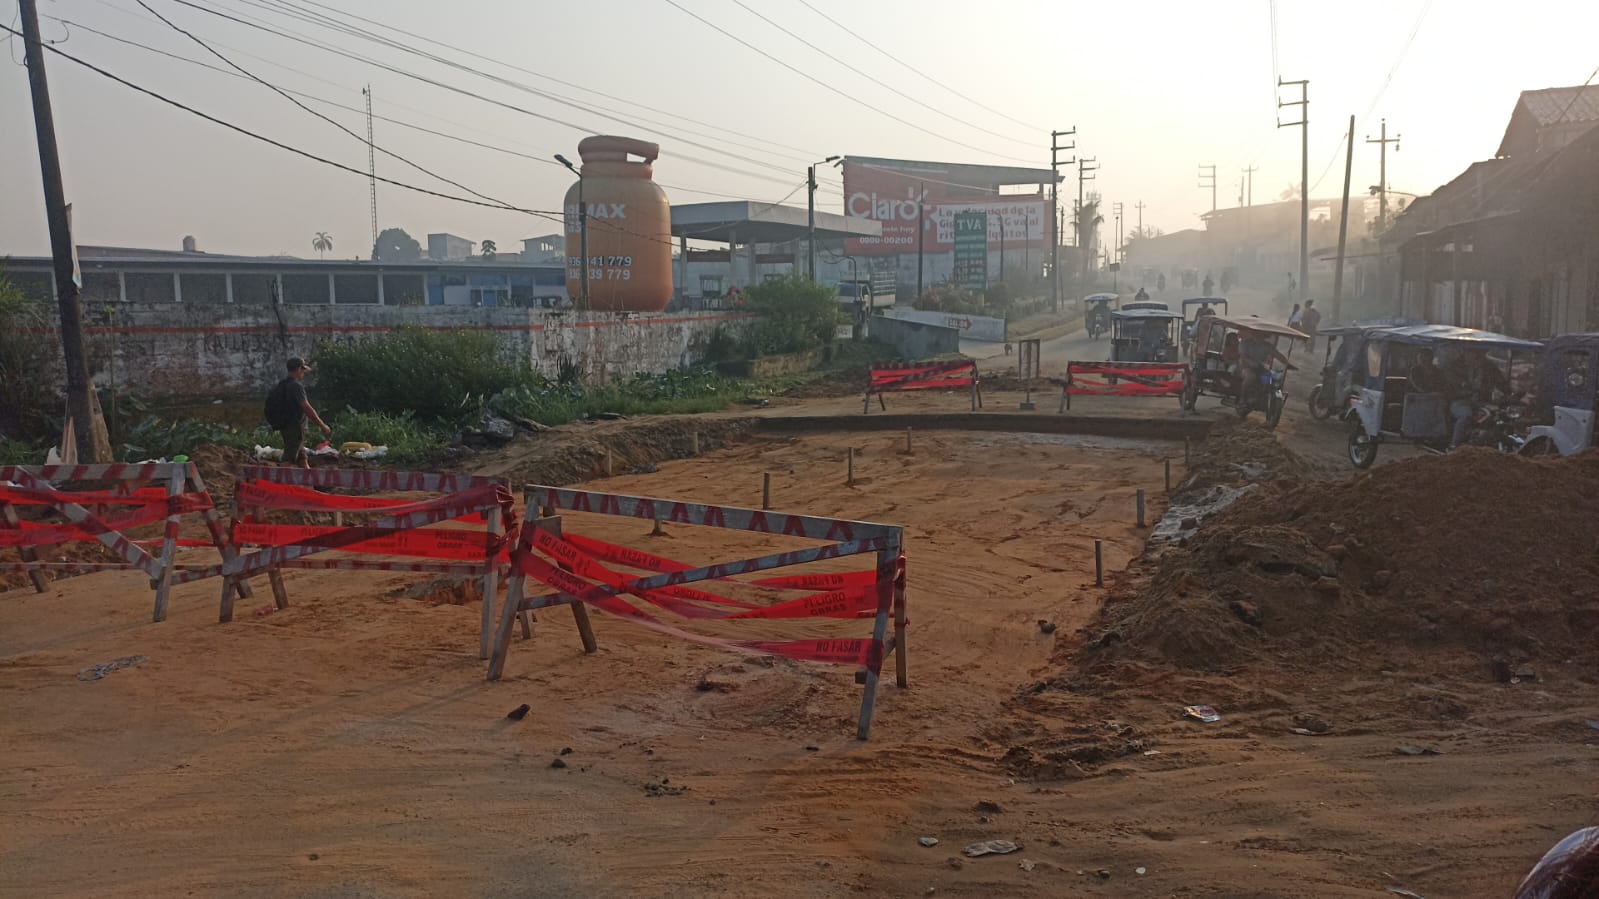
[
  {"xmin": 1266, "ymin": 393, "xmax": 1285, "ymax": 430},
  {"xmin": 1347, "ymin": 422, "xmax": 1379, "ymax": 469},
  {"xmin": 1307, "ymin": 385, "xmax": 1333, "ymax": 420}
]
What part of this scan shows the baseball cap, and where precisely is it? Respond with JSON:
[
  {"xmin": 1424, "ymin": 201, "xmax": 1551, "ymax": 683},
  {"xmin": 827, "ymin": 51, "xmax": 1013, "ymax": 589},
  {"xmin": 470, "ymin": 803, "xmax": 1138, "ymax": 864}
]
[{"xmin": 287, "ymin": 356, "xmax": 312, "ymax": 372}]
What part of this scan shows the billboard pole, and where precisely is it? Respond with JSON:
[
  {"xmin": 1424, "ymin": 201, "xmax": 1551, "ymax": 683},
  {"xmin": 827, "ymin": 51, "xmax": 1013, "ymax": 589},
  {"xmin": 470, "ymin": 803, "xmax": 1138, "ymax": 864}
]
[
  {"xmin": 1050, "ymin": 129, "xmax": 1076, "ymax": 311},
  {"xmin": 916, "ymin": 181, "xmax": 925, "ymax": 301}
]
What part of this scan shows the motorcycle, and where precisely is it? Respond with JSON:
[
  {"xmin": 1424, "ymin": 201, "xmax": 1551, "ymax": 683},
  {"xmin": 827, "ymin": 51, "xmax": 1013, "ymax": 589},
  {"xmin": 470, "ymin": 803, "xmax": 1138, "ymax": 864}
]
[
  {"xmin": 1306, "ymin": 378, "xmax": 1347, "ymax": 420},
  {"xmin": 1237, "ymin": 365, "xmax": 1289, "ymax": 429},
  {"xmin": 1459, "ymin": 402, "xmax": 1526, "ymax": 454}
]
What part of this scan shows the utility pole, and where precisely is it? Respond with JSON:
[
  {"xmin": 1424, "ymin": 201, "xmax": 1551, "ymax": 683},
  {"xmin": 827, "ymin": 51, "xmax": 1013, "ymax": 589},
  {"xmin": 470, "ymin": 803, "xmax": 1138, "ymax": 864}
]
[
  {"xmin": 1333, "ymin": 114, "xmax": 1355, "ymax": 326},
  {"xmin": 1198, "ymin": 164, "xmax": 1217, "ymax": 213},
  {"xmin": 1278, "ymin": 78, "xmax": 1309, "ymax": 305},
  {"xmin": 916, "ymin": 180, "xmax": 925, "ymax": 300},
  {"xmin": 1241, "ymin": 164, "xmax": 1257, "ymax": 247},
  {"xmin": 363, "ymin": 86, "xmax": 378, "ymax": 258},
  {"xmin": 1134, "ymin": 200, "xmax": 1145, "ymax": 237},
  {"xmin": 806, "ymin": 155, "xmax": 840, "ymax": 280},
  {"xmin": 1077, "ymin": 157, "xmax": 1098, "ymax": 289},
  {"xmin": 1112, "ymin": 201, "xmax": 1124, "ymax": 266},
  {"xmin": 1050, "ymin": 128, "xmax": 1076, "ymax": 311},
  {"xmin": 19, "ymin": 0, "xmax": 111, "ymax": 462},
  {"xmin": 1365, "ymin": 118, "xmax": 1401, "ymax": 232}
]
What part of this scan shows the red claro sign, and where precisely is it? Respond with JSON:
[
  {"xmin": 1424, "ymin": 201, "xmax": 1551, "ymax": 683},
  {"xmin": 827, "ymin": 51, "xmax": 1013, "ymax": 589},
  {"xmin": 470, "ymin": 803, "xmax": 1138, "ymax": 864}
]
[{"xmin": 842, "ymin": 160, "xmax": 1048, "ymax": 256}]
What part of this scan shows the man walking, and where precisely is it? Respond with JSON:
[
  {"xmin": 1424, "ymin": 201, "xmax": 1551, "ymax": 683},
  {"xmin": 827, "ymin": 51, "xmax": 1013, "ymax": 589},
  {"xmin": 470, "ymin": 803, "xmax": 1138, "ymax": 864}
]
[
  {"xmin": 1300, "ymin": 299, "xmax": 1321, "ymax": 352},
  {"xmin": 265, "ymin": 356, "xmax": 331, "ymax": 469}
]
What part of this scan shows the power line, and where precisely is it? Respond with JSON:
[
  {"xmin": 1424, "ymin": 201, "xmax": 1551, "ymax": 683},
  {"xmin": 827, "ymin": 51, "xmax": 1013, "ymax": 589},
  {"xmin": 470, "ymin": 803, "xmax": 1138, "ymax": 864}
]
[
  {"xmin": 132, "ymin": 0, "xmax": 519, "ymax": 211},
  {"xmin": 1551, "ymin": 63, "xmax": 1599, "ymax": 125},
  {"xmin": 47, "ymin": 14, "xmax": 760, "ymax": 201},
  {"xmin": 1311, "ymin": 0, "xmax": 1432, "ymax": 193},
  {"xmin": 663, "ymin": 0, "xmax": 1037, "ymax": 164},
  {"xmin": 727, "ymin": 0, "xmax": 1033, "ymax": 147},
  {"xmin": 280, "ymin": 0, "xmax": 822, "ymax": 162},
  {"xmin": 794, "ymin": 0, "xmax": 1043, "ymax": 133},
  {"xmin": 160, "ymin": 0, "xmax": 811, "ymax": 187}
]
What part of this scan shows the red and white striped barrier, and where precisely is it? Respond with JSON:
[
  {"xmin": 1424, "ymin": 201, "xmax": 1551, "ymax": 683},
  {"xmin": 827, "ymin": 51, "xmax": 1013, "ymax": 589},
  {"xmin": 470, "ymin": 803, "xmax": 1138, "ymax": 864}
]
[
  {"xmin": 1059, "ymin": 360, "xmax": 1189, "ymax": 411},
  {"xmin": 0, "ymin": 462, "xmax": 247, "ymax": 621},
  {"xmin": 865, "ymin": 360, "xmax": 982, "ymax": 413},
  {"xmin": 209, "ymin": 466, "xmax": 515, "ymax": 659},
  {"xmin": 489, "ymin": 486, "xmax": 907, "ymax": 740}
]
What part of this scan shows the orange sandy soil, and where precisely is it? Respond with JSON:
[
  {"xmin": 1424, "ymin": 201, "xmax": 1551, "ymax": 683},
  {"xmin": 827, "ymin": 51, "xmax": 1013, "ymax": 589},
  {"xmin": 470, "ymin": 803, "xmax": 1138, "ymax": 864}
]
[{"xmin": 0, "ymin": 429, "xmax": 1588, "ymax": 898}]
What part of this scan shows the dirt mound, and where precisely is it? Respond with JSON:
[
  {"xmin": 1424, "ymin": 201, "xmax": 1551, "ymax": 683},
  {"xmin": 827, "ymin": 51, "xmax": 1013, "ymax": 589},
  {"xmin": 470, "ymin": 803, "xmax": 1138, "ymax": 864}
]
[
  {"xmin": 465, "ymin": 416, "xmax": 758, "ymax": 487},
  {"xmin": 1181, "ymin": 416, "xmax": 1315, "ymax": 490},
  {"xmin": 1090, "ymin": 448, "xmax": 1599, "ymax": 674},
  {"xmin": 187, "ymin": 443, "xmax": 254, "ymax": 495}
]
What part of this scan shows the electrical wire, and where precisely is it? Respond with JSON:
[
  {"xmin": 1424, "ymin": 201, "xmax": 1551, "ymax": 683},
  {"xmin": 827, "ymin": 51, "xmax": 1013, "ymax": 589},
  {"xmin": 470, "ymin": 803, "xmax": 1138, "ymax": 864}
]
[
  {"xmin": 159, "ymin": 0, "xmax": 810, "ymax": 187},
  {"xmin": 1550, "ymin": 63, "xmax": 1599, "ymax": 126},
  {"xmin": 793, "ymin": 0, "xmax": 1043, "ymax": 133},
  {"xmin": 663, "ymin": 0, "xmax": 1039, "ymax": 165},
  {"xmin": 50, "ymin": 14, "xmax": 757, "ymax": 201},
  {"xmin": 727, "ymin": 0, "xmax": 1034, "ymax": 147},
  {"xmin": 214, "ymin": 0, "xmax": 820, "ymax": 173},
  {"xmin": 279, "ymin": 0, "xmax": 821, "ymax": 161},
  {"xmin": 133, "ymin": 0, "xmax": 519, "ymax": 210}
]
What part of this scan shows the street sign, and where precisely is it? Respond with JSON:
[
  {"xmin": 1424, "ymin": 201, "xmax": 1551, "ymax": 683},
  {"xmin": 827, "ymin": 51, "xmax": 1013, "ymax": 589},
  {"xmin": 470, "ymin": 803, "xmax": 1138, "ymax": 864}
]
[{"xmin": 952, "ymin": 211, "xmax": 988, "ymax": 290}]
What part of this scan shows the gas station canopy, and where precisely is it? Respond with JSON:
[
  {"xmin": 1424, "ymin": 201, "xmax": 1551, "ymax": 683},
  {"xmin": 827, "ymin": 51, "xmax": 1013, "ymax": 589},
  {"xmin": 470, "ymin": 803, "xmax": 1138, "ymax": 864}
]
[{"xmin": 670, "ymin": 202, "xmax": 881, "ymax": 244}]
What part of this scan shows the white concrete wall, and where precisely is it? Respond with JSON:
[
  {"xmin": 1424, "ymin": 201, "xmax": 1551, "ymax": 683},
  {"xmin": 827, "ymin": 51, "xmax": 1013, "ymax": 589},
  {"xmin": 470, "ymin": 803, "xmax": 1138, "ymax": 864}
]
[{"xmin": 63, "ymin": 305, "xmax": 750, "ymax": 398}]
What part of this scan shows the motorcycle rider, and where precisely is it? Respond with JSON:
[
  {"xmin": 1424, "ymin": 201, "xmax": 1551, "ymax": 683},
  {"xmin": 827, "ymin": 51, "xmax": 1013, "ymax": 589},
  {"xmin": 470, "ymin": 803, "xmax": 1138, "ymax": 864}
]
[
  {"xmin": 1134, "ymin": 286, "xmax": 1150, "ymax": 303},
  {"xmin": 1445, "ymin": 347, "xmax": 1508, "ymax": 449},
  {"xmin": 1239, "ymin": 332, "xmax": 1291, "ymax": 407}
]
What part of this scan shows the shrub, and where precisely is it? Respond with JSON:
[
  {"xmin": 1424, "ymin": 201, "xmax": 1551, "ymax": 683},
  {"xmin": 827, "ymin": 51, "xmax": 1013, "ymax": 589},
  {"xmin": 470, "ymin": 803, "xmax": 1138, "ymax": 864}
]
[
  {"xmin": 312, "ymin": 327, "xmax": 522, "ymax": 424},
  {"xmin": 0, "ymin": 272, "xmax": 57, "ymax": 440},
  {"xmin": 741, "ymin": 275, "xmax": 843, "ymax": 356},
  {"xmin": 913, "ymin": 284, "xmax": 986, "ymax": 315}
]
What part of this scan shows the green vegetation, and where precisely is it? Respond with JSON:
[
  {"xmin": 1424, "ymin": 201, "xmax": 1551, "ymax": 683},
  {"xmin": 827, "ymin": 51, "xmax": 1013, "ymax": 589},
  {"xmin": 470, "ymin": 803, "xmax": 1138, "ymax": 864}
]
[
  {"xmin": 0, "ymin": 272, "xmax": 57, "ymax": 441},
  {"xmin": 314, "ymin": 327, "xmax": 520, "ymax": 424},
  {"xmin": 703, "ymin": 275, "xmax": 845, "ymax": 362}
]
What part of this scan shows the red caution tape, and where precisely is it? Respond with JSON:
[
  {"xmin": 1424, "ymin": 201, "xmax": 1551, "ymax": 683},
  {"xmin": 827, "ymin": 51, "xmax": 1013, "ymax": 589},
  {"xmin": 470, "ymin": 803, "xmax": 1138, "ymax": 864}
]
[
  {"xmin": 513, "ymin": 551, "xmax": 881, "ymax": 667},
  {"xmin": 234, "ymin": 480, "xmax": 493, "ymax": 522},
  {"xmin": 0, "ymin": 485, "xmax": 174, "ymax": 507},
  {"xmin": 1064, "ymin": 361, "xmax": 1188, "ymax": 397},
  {"xmin": 869, "ymin": 360, "xmax": 978, "ymax": 393},
  {"xmin": 231, "ymin": 522, "xmax": 505, "ymax": 561},
  {"xmin": 563, "ymin": 531, "xmax": 877, "ymax": 594},
  {"xmin": 0, "ymin": 494, "xmax": 212, "ymax": 547}
]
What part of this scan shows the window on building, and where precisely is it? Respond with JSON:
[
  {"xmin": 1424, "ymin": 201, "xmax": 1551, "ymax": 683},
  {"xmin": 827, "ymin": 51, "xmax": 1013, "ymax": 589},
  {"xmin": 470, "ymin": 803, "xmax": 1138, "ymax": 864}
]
[
  {"xmin": 232, "ymin": 274, "xmax": 276, "ymax": 304},
  {"xmin": 80, "ymin": 272, "xmax": 121, "ymax": 304},
  {"xmin": 333, "ymin": 274, "xmax": 379, "ymax": 304},
  {"xmin": 381, "ymin": 274, "xmax": 424, "ymax": 306},
  {"xmin": 468, "ymin": 287, "xmax": 509, "ymax": 306},
  {"xmin": 699, "ymin": 275, "xmax": 724, "ymax": 298},
  {"xmin": 124, "ymin": 272, "xmax": 177, "ymax": 303},
  {"xmin": 180, "ymin": 273, "xmax": 228, "ymax": 304},
  {"xmin": 280, "ymin": 273, "xmax": 330, "ymax": 304}
]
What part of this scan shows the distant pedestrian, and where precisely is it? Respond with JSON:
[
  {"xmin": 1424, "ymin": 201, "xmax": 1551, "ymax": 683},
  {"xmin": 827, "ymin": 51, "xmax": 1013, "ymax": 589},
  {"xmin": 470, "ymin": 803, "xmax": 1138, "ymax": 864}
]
[
  {"xmin": 1300, "ymin": 300, "xmax": 1322, "ymax": 351},
  {"xmin": 1157, "ymin": 273, "xmax": 1167, "ymax": 292},
  {"xmin": 264, "ymin": 356, "xmax": 331, "ymax": 469},
  {"xmin": 1288, "ymin": 303, "xmax": 1303, "ymax": 328},
  {"xmin": 1202, "ymin": 272, "xmax": 1214, "ymax": 296}
]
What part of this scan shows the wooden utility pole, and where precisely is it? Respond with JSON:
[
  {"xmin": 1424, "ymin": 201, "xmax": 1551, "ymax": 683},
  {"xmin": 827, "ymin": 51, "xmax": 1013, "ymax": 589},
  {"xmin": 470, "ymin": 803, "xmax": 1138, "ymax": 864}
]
[
  {"xmin": 1333, "ymin": 114, "xmax": 1355, "ymax": 326},
  {"xmin": 1050, "ymin": 129, "xmax": 1075, "ymax": 310},
  {"xmin": 19, "ymin": 0, "xmax": 111, "ymax": 462},
  {"xmin": 1198, "ymin": 164, "xmax": 1217, "ymax": 213},
  {"xmin": 1365, "ymin": 118, "xmax": 1401, "ymax": 232},
  {"xmin": 1077, "ymin": 156, "xmax": 1097, "ymax": 287},
  {"xmin": 1241, "ymin": 164, "xmax": 1257, "ymax": 245},
  {"xmin": 1278, "ymin": 78, "xmax": 1309, "ymax": 306}
]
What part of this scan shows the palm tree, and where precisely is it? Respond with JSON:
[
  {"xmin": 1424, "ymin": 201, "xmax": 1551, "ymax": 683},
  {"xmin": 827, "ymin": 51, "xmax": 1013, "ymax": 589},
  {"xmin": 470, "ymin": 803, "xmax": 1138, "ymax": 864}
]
[
  {"xmin": 1074, "ymin": 197, "xmax": 1105, "ymax": 281},
  {"xmin": 312, "ymin": 232, "xmax": 333, "ymax": 259},
  {"xmin": 479, "ymin": 239, "xmax": 497, "ymax": 260}
]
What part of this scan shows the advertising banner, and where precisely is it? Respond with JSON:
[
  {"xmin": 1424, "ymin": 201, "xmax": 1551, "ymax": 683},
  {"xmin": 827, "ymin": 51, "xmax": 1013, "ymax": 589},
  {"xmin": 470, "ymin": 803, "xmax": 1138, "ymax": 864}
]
[
  {"xmin": 952, "ymin": 212, "xmax": 988, "ymax": 289},
  {"xmin": 843, "ymin": 160, "xmax": 1049, "ymax": 256}
]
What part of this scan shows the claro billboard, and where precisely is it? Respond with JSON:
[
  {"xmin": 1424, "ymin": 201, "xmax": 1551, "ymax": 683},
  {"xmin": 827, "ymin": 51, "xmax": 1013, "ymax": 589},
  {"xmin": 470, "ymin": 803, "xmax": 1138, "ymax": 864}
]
[{"xmin": 842, "ymin": 159, "xmax": 1050, "ymax": 256}]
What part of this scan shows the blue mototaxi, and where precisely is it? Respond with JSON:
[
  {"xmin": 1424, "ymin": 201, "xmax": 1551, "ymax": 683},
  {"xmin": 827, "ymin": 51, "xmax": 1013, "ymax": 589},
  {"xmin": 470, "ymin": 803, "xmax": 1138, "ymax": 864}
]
[
  {"xmin": 1308, "ymin": 318, "xmax": 1425, "ymax": 421},
  {"xmin": 1522, "ymin": 332, "xmax": 1599, "ymax": 456},
  {"xmin": 1344, "ymin": 324, "xmax": 1543, "ymax": 468},
  {"xmin": 1109, "ymin": 305, "xmax": 1183, "ymax": 364},
  {"xmin": 1084, "ymin": 293, "xmax": 1118, "ymax": 340},
  {"xmin": 1180, "ymin": 297, "xmax": 1227, "ymax": 352}
]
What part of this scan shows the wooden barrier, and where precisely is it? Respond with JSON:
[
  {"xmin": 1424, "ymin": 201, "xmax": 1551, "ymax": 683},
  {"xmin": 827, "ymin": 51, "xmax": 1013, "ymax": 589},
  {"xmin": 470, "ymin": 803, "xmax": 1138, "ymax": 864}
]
[
  {"xmin": 1060, "ymin": 360, "xmax": 1189, "ymax": 411},
  {"xmin": 865, "ymin": 359, "xmax": 981, "ymax": 413},
  {"xmin": 489, "ymin": 486, "xmax": 907, "ymax": 740},
  {"xmin": 194, "ymin": 466, "xmax": 514, "ymax": 659},
  {"xmin": 0, "ymin": 462, "xmax": 245, "ymax": 621}
]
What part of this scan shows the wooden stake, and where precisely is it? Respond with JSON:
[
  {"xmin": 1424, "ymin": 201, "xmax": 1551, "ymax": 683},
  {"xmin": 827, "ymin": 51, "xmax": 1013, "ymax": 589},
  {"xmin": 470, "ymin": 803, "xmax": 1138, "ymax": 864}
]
[
  {"xmin": 605, "ymin": 447, "xmax": 614, "ymax": 477},
  {"xmin": 762, "ymin": 472, "xmax": 771, "ymax": 510},
  {"xmin": 1165, "ymin": 459, "xmax": 1172, "ymax": 493},
  {"xmin": 691, "ymin": 431, "xmax": 700, "ymax": 455},
  {"xmin": 650, "ymin": 517, "xmax": 665, "ymax": 536},
  {"xmin": 1184, "ymin": 436, "xmax": 1191, "ymax": 467},
  {"xmin": 1094, "ymin": 539, "xmax": 1104, "ymax": 586},
  {"xmin": 905, "ymin": 427, "xmax": 913, "ymax": 454},
  {"xmin": 1136, "ymin": 489, "xmax": 1146, "ymax": 528},
  {"xmin": 847, "ymin": 446, "xmax": 855, "ymax": 486}
]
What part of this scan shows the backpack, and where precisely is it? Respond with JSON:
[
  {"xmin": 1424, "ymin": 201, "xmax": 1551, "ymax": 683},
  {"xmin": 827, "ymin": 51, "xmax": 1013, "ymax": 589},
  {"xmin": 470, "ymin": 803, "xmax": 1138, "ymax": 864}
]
[{"xmin": 264, "ymin": 378, "xmax": 299, "ymax": 430}]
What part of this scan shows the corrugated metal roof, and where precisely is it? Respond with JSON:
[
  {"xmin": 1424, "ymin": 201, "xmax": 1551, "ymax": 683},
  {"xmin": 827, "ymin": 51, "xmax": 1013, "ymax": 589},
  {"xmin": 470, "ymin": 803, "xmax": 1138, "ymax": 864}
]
[{"xmin": 1519, "ymin": 85, "xmax": 1599, "ymax": 126}]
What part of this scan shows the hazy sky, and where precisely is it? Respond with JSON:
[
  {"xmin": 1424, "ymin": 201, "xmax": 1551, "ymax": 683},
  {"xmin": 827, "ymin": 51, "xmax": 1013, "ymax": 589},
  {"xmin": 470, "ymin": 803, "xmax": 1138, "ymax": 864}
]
[{"xmin": 3, "ymin": 0, "xmax": 1596, "ymax": 257}]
